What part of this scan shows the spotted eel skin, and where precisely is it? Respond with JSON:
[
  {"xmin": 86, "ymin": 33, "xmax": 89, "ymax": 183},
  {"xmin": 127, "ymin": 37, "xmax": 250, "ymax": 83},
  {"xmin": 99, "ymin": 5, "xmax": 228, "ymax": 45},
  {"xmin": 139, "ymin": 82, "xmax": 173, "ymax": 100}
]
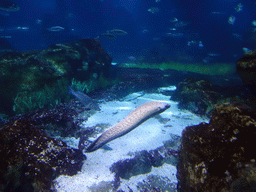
[{"xmin": 86, "ymin": 101, "xmax": 170, "ymax": 152}]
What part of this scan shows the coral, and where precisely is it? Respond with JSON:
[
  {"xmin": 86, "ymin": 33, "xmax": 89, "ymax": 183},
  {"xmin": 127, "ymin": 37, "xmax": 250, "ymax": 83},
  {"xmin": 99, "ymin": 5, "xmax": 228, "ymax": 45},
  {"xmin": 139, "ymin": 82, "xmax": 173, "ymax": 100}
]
[
  {"xmin": 177, "ymin": 103, "xmax": 256, "ymax": 191},
  {"xmin": 0, "ymin": 118, "xmax": 86, "ymax": 191}
]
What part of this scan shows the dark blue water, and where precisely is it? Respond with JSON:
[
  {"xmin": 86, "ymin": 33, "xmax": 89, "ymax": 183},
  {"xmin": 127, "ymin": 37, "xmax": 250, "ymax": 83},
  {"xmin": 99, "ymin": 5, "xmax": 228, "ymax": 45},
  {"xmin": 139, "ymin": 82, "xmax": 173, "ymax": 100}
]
[{"xmin": 0, "ymin": 0, "xmax": 255, "ymax": 64}]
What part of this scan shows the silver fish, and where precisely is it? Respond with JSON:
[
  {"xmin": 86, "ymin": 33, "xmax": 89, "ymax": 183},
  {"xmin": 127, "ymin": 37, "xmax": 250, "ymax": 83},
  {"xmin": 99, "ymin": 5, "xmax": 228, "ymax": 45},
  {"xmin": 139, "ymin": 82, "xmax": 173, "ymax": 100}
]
[
  {"xmin": 68, "ymin": 86, "xmax": 100, "ymax": 110},
  {"xmin": 170, "ymin": 17, "xmax": 178, "ymax": 22},
  {"xmin": 148, "ymin": 7, "xmax": 159, "ymax": 14},
  {"xmin": 47, "ymin": 26, "xmax": 65, "ymax": 32},
  {"xmin": 99, "ymin": 33, "xmax": 117, "ymax": 39},
  {"xmin": 108, "ymin": 29, "xmax": 128, "ymax": 36}
]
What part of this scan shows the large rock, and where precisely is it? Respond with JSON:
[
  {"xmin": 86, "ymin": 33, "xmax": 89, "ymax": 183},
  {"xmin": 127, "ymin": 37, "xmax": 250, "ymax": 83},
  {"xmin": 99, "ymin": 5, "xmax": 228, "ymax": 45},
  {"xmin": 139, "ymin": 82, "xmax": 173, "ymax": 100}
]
[
  {"xmin": 0, "ymin": 38, "xmax": 112, "ymax": 115},
  {"xmin": 177, "ymin": 103, "xmax": 256, "ymax": 191},
  {"xmin": 0, "ymin": 118, "xmax": 86, "ymax": 191},
  {"xmin": 237, "ymin": 50, "xmax": 256, "ymax": 88},
  {"xmin": 172, "ymin": 78, "xmax": 222, "ymax": 116}
]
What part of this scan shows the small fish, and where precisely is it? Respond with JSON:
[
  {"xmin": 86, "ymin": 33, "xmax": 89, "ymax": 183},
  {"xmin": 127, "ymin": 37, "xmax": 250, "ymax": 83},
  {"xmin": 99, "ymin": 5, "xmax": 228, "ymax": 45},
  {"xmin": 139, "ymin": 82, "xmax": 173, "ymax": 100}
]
[
  {"xmin": 166, "ymin": 32, "xmax": 183, "ymax": 37},
  {"xmin": 252, "ymin": 20, "xmax": 256, "ymax": 27},
  {"xmin": 187, "ymin": 41, "xmax": 196, "ymax": 46},
  {"xmin": 228, "ymin": 16, "xmax": 236, "ymax": 25},
  {"xmin": 36, "ymin": 19, "xmax": 42, "ymax": 25},
  {"xmin": 108, "ymin": 29, "xmax": 128, "ymax": 35},
  {"xmin": 47, "ymin": 26, "xmax": 65, "ymax": 32},
  {"xmin": 68, "ymin": 86, "xmax": 100, "ymax": 111},
  {"xmin": 199, "ymin": 41, "xmax": 204, "ymax": 47},
  {"xmin": 242, "ymin": 47, "xmax": 252, "ymax": 54},
  {"xmin": 203, "ymin": 56, "xmax": 214, "ymax": 64},
  {"xmin": 235, "ymin": 3, "xmax": 243, "ymax": 12},
  {"xmin": 148, "ymin": 7, "xmax": 159, "ymax": 14},
  {"xmin": 142, "ymin": 29, "xmax": 148, "ymax": 33},
  {"xmin": 0, "ymin": 1, "xmax": 20, "ymax": 12},
  {"xmin": 152, "ymin": 37, "xmax": 160, "ymax": 41},
  {"xmin": 0, "ymin": 36, "xmax": 11, "ymax": 39},
  {"xmin": 207, "ymin": 53, "xmax": 221, "ymax": 57},
  {"xmin": 175, "ymin": 21, "xmax": 189, "ymax": 27},
  {"xmin": 155, "ymin": 0, "xmax": 161, "ymax": 3},
  {"xmin": 128, "ymin": 56, "xmax": 136, "ymax": 61},
  {"xmin": 211, "ymin": 12, "xmax": 225, "ymax": 15},
  {"xmin": 99, "ymin": 33, "xmax": 117, "ymax": 39},
  {"xmin": 17, "ymin": 26, "xmax": 29, "ymax": 30},
  {"xmin": 170, "ymin": 17, "xmax": 178, "ymax": 22},
  {"xmin": 232, "ymin": 33, "xmax": 243, "ymax": 40},
  {"xmin": 169, "ymin": 28, "xmax": 176, "ymax": 31}
]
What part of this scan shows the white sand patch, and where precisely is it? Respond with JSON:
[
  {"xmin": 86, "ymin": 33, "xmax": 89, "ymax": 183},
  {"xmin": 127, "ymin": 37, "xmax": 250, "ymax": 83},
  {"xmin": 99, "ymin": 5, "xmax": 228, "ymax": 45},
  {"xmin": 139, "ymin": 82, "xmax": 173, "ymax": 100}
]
[
  {"xmin": 54, "ymin": 90, "xmax": 208, "ymax": 191},
  {"xmin": 118, "ymin": 164, "xmax": 177, "ymax": 191}
]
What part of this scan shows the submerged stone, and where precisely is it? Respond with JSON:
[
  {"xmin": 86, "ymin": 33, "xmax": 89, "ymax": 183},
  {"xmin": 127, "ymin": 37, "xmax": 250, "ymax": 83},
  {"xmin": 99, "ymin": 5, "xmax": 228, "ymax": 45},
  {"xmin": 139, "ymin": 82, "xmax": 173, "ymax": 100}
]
[
  {"xmin": 177, "ymin": 103, "xmax": 256, "ymax": 191},
  {"xmin": 172, "ymin": 78, "xmax": 222, "ymax": 116},
  {"xmin": 237, "ymin": 50, "xmax": 256, "ymax": 91},
  {"xmin": 0, "ymin": 38, "xmax": 112, "ymax": 115},
  {"xmin": 0, "ymin": 119, "xmax": 86, "ymax": 191}
]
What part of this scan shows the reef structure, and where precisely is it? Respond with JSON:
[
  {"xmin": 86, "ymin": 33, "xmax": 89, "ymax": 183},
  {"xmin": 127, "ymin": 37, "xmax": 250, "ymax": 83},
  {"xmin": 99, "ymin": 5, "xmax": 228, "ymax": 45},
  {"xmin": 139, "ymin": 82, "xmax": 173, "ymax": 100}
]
[
  {"xmin": 0, "ymin": 118, "xmax": 85, "ymax": 191},
  {"xmin": 171, "ymin": 78, "xmax": 222, "ymax": 116},
  {"xmin": 0, "ymin": 38, "xmax": 112, "ymax": 115},
  {"xmin": 236, "ymin": 49, "xmax": 256, "ymax": 89},
  {"xmin": 177, "ymin": 103, "xmax": 256, "ymax": 191}
]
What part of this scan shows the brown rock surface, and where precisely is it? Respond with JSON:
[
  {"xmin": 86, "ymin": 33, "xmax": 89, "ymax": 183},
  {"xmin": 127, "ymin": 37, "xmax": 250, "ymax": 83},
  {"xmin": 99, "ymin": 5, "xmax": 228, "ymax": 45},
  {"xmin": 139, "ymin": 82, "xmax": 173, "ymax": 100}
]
[
  {"xmin": 177, "ymin": 103, "xmax": 256, "ymax": 191},
  {"xmin": 237, "ymin": 50, "xmax": 256, "ymax": 87}
]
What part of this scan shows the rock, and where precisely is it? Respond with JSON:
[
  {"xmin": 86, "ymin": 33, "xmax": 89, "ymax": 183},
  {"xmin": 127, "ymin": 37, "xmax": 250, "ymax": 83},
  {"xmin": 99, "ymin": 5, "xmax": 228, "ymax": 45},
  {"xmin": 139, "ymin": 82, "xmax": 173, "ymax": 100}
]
[
  {"xmin": 0, "ymin": 38, "xmax": 112, "ymax": 115},
  {"xmin": 172, "ymin": 78, "xmax": 222, "ymax": 116},
  {"xmin": 0, "ymin": 119, "xmax": 86, "ymax": 191},
  {"xmin": 177, "ymin": 103, "xmax": 256, "ymax": 191},
  {"xmin": 23, "ymin": 99, "xmax": 88, "ymax": 137},
  {"xmin": 110, "ymin": 134, "xmax": 180, "ymax": 180},
  {"xmin": 237, "ymin": 50, "xmax": 256, "ymax": 90}
]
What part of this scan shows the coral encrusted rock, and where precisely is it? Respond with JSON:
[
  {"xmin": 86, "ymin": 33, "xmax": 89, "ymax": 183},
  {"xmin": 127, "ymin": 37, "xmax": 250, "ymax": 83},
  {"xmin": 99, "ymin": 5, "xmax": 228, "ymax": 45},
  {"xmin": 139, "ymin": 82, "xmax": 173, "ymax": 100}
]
[
  {"xmin": 172, "ymin": 78, "xmax": 221, "ymax": 116},
  {"xmin": 177, "ymin": 103, "xmax": 256, "ymax": 191},
  {"xmin": 0, "ymin": 119, "xmax": 86, "ymax": 191},
  {"xmin": 0, "ymin": 38, "xmax": 112, "ymax": 115},
  {"xmin": 237, "ymin": 50, "xmax": 256, "ymax": 88}
]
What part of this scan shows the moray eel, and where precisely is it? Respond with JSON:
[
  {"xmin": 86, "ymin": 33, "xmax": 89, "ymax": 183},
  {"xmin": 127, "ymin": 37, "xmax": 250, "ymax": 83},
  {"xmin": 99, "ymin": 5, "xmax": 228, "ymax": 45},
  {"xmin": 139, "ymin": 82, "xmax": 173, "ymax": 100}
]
[{"xmin": 86, "ymin": 101, "xmax": 170, "ymax": 152}]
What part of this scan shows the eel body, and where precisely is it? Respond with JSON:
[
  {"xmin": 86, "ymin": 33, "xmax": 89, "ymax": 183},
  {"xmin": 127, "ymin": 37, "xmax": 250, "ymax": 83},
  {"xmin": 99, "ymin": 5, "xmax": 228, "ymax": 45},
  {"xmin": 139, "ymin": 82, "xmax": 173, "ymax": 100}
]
[{"xmin": 86, "ymin": 101, "xmax": 170, "ymax": 152}]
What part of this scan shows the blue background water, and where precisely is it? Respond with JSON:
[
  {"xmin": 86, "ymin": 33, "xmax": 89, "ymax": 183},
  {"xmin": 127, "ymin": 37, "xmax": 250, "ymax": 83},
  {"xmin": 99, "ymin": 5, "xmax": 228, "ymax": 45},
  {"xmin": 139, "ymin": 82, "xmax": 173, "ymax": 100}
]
[{"xmin": 0, "ymin": 0, "xmax": 255, "ymax": 64}]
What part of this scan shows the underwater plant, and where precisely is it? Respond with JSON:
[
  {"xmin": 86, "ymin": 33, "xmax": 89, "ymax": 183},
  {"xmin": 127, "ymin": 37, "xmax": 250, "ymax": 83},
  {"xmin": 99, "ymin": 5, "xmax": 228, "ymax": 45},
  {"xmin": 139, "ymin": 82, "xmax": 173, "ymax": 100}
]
[
  {"xmin": 119, "ymin": 62, "xmax": 236, "ymax": 76},
  {"xmin": 13, "ymin": 79, "xmax": 69, "ymax": 114}
]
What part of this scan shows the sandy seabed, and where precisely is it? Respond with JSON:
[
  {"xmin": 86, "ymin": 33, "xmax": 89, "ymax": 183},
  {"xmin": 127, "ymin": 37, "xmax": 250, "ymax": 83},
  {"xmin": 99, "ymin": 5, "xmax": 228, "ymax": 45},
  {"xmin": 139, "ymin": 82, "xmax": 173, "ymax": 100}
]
[{"xmin": 54, "ymin": 86, "xmax": 208, "ymax": 191}]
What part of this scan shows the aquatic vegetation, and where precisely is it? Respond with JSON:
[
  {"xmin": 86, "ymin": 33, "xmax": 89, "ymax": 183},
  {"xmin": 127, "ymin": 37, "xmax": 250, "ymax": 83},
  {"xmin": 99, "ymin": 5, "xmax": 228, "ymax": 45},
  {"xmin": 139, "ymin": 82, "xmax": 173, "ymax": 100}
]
[
  {"xmin": 71, "ymin": 73, "xmax": 121, "ymax": 93},
  {"xmin": 119, "ymin": 62, "xmax": 236, "ymax": 75},
  {"xmin": 71, "ymin": 78, "xmax": 88, "ymax": 92},
  {"xmin": 0, "ymin": 38, "xmax": 114, "ymax": 115},
  {"xmin": 13, "ymin": 79, "xmax": 69, "ymax": 114}
]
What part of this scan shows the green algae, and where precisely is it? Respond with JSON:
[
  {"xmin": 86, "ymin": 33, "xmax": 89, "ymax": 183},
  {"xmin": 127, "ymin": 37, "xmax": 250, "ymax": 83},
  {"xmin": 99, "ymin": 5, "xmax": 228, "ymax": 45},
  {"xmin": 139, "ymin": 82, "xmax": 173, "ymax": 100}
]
[
  {"xmin": 13, "ymin": 79, "xmax": 69, "ymax": 114},
  {"xmin": 119, "ymin": 62, "xmax": 236, "ymax": 76}
]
